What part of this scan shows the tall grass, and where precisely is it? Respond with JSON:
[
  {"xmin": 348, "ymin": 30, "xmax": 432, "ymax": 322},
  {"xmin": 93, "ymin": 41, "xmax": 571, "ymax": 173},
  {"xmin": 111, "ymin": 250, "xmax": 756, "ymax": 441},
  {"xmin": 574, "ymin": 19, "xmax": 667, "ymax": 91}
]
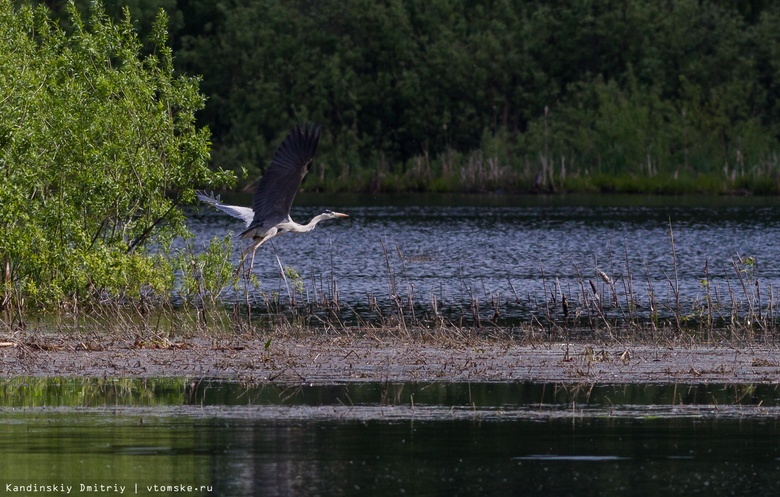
[
  {"xmin": 305, "ymin": 148, "xmax": 780, "ymax": 196},
  {"xmin": 3, "ymin": 233, "xmax": 778, "ymax": 344}
]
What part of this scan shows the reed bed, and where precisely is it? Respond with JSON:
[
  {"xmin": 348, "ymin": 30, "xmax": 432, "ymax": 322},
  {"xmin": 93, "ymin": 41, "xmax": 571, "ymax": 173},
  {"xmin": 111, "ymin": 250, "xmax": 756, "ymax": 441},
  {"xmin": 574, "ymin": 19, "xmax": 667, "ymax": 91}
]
[
  {"xmin": 3, "ymin": 234, "xmax": 777, "ymax": 345},
  {"xmin": 193, "ymin": 242, "xmax": 778, "ymax": 344}
]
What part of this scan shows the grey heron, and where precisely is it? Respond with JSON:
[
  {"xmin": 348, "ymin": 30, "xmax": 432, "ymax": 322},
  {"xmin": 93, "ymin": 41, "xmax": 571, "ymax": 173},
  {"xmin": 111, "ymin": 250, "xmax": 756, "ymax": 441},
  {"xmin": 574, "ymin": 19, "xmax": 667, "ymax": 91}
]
[{"xmin": 197, "ymin": 124, "xmax": 348, "ymax": 273}]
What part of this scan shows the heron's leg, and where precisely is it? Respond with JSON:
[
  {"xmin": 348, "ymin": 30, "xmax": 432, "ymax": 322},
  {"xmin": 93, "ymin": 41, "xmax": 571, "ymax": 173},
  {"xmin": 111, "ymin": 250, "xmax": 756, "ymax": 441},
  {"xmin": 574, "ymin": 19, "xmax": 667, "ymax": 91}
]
[
  {"xmin": 248, "ymin": 244, "xmax": 261, "ymax": 274},
  {"xmin": 237, "ymin": 236, "xmax": 270, "ymax": 277},
  {"xmin": 235, "ymin": 245, "xmax": 253, "ymax": 276},
  {"xmin": 235, "ymin": 241, "xmax": 255, "ymax": 277}
]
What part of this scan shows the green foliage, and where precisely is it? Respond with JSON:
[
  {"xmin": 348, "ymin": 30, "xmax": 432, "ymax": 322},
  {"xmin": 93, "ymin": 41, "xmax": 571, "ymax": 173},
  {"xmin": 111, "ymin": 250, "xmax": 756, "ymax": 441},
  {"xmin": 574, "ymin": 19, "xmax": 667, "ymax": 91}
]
[
  {"xmin": 0, "ymin": 0, "xmax": 233, "ymax": 311},
  {"xmin": 37, "ymin": 0, "xmax": 780, "ymax": 195},
  {"xmin": 164, "ymin": 0, "xmax": 780, "ymax": 193},
  {"xmin": 283, "ymin": 266, "xmax": 304, "ymax": 295},
  {"xmin": 175, "ymin": 236, "xmax": 236, "ymax": 307}
]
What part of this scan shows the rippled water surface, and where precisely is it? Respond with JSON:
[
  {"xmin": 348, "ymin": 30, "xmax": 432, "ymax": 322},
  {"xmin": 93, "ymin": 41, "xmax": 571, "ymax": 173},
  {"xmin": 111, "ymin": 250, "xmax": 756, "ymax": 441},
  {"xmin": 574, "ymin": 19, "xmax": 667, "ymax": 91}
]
[{"xmin": 188, "ymin": 194, "xmax": 780, "ymax": 326}]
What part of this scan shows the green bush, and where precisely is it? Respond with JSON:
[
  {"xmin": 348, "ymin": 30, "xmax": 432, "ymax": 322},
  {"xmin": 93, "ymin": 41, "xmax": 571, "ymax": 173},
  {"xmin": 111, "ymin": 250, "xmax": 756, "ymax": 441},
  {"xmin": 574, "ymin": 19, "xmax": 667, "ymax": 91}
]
[{"xmin": 0, "ymin": 0, "xmax": 232, "ymax": 312}]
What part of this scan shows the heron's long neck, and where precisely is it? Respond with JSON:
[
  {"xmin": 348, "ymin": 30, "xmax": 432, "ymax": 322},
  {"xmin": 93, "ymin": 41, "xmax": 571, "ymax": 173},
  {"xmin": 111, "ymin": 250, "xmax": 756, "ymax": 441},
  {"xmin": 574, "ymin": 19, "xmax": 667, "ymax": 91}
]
[{"xmin": 283, "ymin": 213, "xmax": 329, "ymax": 233}]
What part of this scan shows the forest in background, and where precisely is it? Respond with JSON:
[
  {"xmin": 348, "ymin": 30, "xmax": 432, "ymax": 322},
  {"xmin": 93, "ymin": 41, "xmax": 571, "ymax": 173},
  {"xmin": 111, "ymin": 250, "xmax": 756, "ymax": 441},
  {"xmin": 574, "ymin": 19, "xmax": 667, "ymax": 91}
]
[{"xmin": 37, "ymin": 0, "xmax": 780, "ymax": 194}]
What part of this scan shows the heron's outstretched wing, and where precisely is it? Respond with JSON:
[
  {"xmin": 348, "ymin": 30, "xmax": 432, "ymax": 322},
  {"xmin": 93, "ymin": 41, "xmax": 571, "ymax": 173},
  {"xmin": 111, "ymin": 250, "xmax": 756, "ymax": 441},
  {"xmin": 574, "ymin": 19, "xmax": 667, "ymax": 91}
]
[
  {"xmin": 249, "ymin": 123, "xmax": 321, "ymax": 228},
  {"xmin": 196, "ymin": 191, "xmax": 255, "ymax": 226}
]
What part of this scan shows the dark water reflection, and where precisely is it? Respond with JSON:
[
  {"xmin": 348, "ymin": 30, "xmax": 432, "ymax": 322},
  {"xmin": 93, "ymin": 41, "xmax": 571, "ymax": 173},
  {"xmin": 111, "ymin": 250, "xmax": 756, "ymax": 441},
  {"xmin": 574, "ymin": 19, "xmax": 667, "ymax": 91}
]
[
  {"xmin": 187, "ymin": 194, "xmax": 780, "ymax": 327},
  {"xmin": 2, "ymin": 378, "xmax": 780, "ymax": 496},
  {"xmin": 2, "ymin": 411, "xmax": 780, "ymax": 496},
  {"xmin": 4, "ymin": 378, "xmax": 780, "ymax": 409},
  {"xmin": 220, "ymin": 417, "xmax": 780, "ymax": 497},
  {"xmin": 191, "ymin": 381, "xmax": 780, "ymax": 410}
]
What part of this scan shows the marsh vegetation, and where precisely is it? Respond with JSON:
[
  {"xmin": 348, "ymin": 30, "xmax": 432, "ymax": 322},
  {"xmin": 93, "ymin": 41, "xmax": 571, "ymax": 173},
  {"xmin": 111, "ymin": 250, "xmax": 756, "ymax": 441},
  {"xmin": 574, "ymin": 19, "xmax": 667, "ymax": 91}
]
[
  {"xmin": 3, "ymin": 1, "xmax": 780, "ymax": 341},
  {"xmin": 6, "ymin": 194, "xmax": 780, "ymax": 347}
]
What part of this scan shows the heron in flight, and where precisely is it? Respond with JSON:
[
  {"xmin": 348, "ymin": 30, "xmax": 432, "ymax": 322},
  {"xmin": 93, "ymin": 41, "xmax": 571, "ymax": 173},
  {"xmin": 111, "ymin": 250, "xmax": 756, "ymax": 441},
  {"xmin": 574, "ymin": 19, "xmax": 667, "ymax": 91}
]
[{"xmin": 197, "ymin": 124, "xmax": 348, "ymax": 273}]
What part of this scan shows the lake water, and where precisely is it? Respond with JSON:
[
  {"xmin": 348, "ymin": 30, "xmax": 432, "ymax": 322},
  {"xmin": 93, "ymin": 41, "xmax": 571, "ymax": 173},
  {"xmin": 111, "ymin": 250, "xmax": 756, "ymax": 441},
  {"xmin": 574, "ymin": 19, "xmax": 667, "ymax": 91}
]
[
  {"xmin": 6, "ymin": 195, "xmax": 773, "ymax": 496},
  {"xmin": 188, "ymin": 194, "xmax": 780, "ymax": 329},
  {"xmin": 3, "ymin": 379, "xmax": 780, "ymax": 496}
]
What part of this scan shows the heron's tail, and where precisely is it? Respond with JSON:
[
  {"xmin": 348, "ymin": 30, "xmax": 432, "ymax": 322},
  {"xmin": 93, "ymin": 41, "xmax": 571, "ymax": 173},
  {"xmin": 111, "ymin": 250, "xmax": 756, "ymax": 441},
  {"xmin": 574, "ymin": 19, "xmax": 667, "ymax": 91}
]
[
  {"xmin": 196, "ymin": 191, "xmax": 220, "ymax": 206},
  {"xmin": 195, "ymin": 191, "xmax": 255, "ymax": 226}
]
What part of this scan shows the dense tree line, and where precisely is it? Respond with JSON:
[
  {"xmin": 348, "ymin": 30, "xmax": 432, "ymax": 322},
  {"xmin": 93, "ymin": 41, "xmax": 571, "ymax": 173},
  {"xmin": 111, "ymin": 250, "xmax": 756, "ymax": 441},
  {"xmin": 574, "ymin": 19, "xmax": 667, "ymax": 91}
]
[{"xmin": 35, "ymin": 0, "xmax": 780, "ymax": 192}]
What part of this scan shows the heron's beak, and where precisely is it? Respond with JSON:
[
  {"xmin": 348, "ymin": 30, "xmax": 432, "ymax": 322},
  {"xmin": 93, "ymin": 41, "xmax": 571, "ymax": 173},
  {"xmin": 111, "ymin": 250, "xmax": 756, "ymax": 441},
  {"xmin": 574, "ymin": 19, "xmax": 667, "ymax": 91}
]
[{"xmin": 333, "ymin": 212, "xmax": 349, "ymax": 218}]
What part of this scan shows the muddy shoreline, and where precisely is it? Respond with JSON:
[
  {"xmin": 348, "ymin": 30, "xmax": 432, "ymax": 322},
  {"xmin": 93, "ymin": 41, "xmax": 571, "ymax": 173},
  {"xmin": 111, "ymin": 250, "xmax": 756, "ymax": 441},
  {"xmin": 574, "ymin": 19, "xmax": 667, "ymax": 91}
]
[{"xmin": 2, "ymin": 333, "xmax": 779, "ymax": 384}]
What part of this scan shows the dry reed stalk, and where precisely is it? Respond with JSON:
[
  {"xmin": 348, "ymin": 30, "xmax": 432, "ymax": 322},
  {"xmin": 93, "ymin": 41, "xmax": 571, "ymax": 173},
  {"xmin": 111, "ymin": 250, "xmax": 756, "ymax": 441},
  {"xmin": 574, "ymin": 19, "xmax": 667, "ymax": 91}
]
[
  {"xmin": 588, "ymin": 278, "xmax": 613, "ymax": 337},
  {"xmin": 597, "ymin": 266, "xmax": 622, "ymax": 321},
  {"xmin": 328, "ymin": 239, "xmax": 340, "ymax": 309},
  {"xmin": 394, "ymin": 242, "xmax": 417, "ymax": 323},
  {"xmin": 539, "ymin": 262, "xmax": 552, "ymax": 325},
  {"xmin": 769, "ymin": 284, "xmax": 776, "ymax": 336},
  {"xmin": 380, "ymin": 238, "xmax": 397, "ymax": 299},
  {"xmin": 641, "ymin": 260, "xmax": 658, "ymax": 335},
  {"xmin": 621, "ymin": 245, "xmax": 637, "ymax": 326},
  {"xmin": 724, "ymin": 267, "xmax": 739, "ymax": 331},
  {"xmin": 667, "ymin": 220, "xmax": 682, "ymax": 333},
  {"xmin": 730, "ymin": 256, "xmax": 759, "ymax": 340},
  {"xmin": 508, "ymin": 279, "xmax": 521, "ymax": 303},
  {"xmin": 275, "ymin": 255, "xmax": 294, "ymax": 307},
  {"xmin": 573, "ymin": 264, "xmax": 595, "ymax": 331},
  {"xmin": 704, "ymin": 260, "xmax": 713, "ymax": 341},
  {"xmin": 380, "ymin": 238, "xmax": 406, "ymax": 331},
  {"xmin": 470, "ymin": 292, "xmax": 481, "ymax": 328}
]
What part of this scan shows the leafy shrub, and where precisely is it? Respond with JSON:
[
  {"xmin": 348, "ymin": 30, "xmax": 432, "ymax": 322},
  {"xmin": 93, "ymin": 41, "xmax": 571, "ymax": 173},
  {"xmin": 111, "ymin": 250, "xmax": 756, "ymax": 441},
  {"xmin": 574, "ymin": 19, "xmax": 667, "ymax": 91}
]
[{"xmin": 0, "ymin": 0, "xmax": 232, "ymax": 312}]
